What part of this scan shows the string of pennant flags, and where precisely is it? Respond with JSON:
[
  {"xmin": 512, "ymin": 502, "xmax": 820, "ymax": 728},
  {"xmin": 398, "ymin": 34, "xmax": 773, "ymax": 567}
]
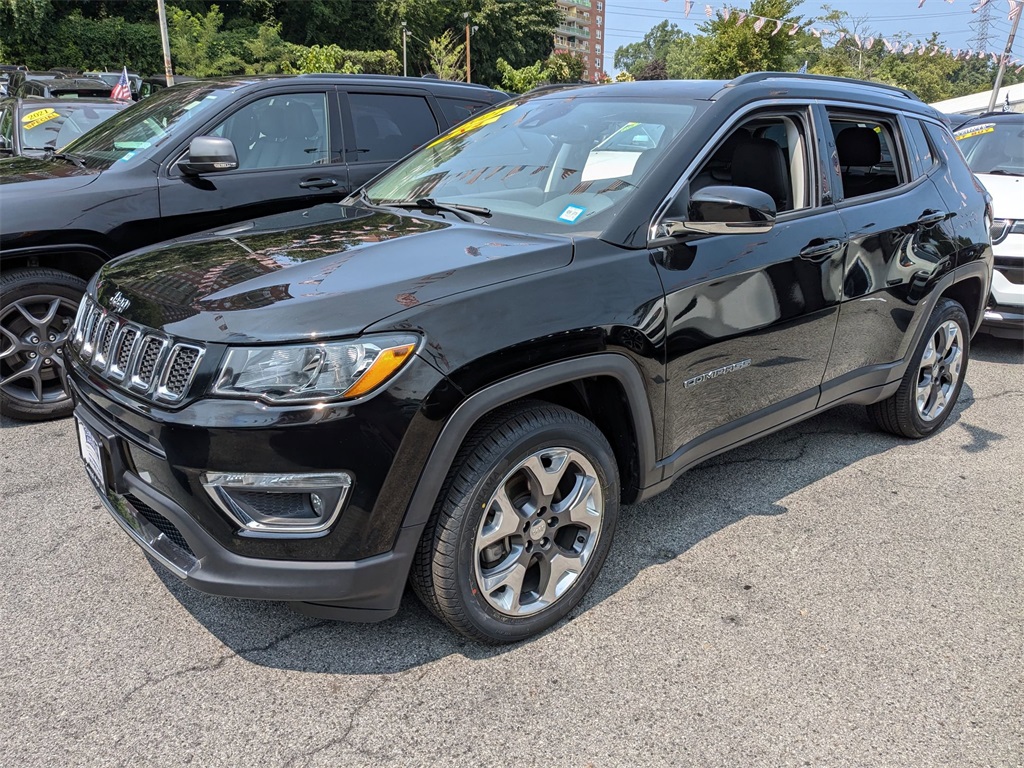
[{"xmin": 665, "ymin": 0, "xmax": 1024, "ymax": 73}]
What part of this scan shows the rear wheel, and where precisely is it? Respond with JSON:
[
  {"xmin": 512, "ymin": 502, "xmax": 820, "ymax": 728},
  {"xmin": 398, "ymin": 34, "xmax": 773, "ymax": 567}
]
[
  {"xmin": 0, "ymin": 267, "xmax": 86, "ymax": 421},
  {"xmin": 411, "ymin": 401, "xmax": 620, "ymax": 643},
  {"xmin": 868, "ymin": 298, "xmax": 970, "ymax": 438}
]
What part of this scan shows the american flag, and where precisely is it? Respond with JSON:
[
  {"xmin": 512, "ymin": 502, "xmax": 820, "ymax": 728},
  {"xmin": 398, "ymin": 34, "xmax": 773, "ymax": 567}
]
[{"xmin": 110, "ymin": 67, "xmax": 132, "ymax": 102}]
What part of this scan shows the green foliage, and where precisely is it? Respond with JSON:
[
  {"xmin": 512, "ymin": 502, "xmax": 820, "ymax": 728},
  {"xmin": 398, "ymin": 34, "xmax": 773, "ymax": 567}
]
[
  {"xmin": 426, "ymin": 29, "xmax": 465, "ymax": 82},
  {"xmin": 284, "ymin": 44, "xmax": 400, "ymax": 76},
  {"xmin": 497, "ymin": 57, "xmax": 546, "ymax": 93},
  {"xmin": 168, "ymin": 4, "xmax": 245, "ymax": 76},
  {"xmin": 688, "ymin": 0, "xmax": 803, "ymax": 79},
  {"xmin": 545, "ymin": 51, "xmax": 585, "ymax": 83},
  {"xmin": 614, "ymin": 20, "xmax": 685, "ymax": 77}
]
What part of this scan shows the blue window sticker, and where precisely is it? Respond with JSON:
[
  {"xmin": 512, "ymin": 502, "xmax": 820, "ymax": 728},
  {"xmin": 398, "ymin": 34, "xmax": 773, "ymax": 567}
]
[{"xmin": 558, "ymin": 205, "xmax": 586, "ymax": 224}]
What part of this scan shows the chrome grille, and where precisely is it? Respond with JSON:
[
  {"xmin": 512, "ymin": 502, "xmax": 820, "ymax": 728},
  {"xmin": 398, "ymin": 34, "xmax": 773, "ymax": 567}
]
[{"xmin": 70, "ymin": 296, "xmax": 205, "ymax": 404}]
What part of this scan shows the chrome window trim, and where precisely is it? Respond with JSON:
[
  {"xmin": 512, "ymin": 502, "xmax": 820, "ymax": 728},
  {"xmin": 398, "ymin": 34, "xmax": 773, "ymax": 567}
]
[{"xmin": 648, "ymin": 98, "xmax": 822, "ymax": 244}]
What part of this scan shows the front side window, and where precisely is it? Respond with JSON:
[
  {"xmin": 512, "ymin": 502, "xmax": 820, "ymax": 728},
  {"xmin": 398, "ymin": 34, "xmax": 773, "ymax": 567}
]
[
  {"xmin": 689, "ymin": 111, "xmax": 813, "ymax": 213},
  {"xmin": 954, "ymin": 119, "xmax": 1024, "ymax": 176},
  {"xmin": 350, "ymin": 93, "xmax": 438, "ymax": 164},
  {"xmin": 828, "ymin": 110, "xmax": 906, "ymax": 199},
  {"xmin": 208, "ymin": 92, "xmax": 330, "ymax": 170},
  {"xmin": 366, "ymin": 96, "xmax": 703, "ymax": 235}
]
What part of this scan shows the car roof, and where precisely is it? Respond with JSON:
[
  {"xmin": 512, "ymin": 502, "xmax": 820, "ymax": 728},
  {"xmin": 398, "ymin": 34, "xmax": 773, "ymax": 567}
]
[
  {"xmin": 176, "ymin": 73, "xmax": 507, "ymax": 98},
  {"xmin": 8, "ymin": 97, "xmax": 127, "ymax": 108},
  {"xmin": 960, "ymin": 111, "xmax": 1024, "ymax": 123},
  {"xmin": 523, "ymin": 72, "xmax": 942, "ymax": 119}
]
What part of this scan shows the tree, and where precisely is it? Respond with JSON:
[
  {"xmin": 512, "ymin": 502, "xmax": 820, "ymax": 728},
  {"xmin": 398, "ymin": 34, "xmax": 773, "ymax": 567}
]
[
  {"xmin": 285, "ymin": 44, "xmax": 400, "ymax": 75},
  {"xmin": 636, "ymin": 58, "xmax": 668, "ymax": 80},
  {"xmin": 496, "ymin": 57, "xmax": 546, "ymax": 93},
  {"xmin": 426, "ymin": 29, "xmax": 465, "ymax": 81},
  {"xmin": 168, "ymin": 4, "xmax": 245, "ymax": 76},
  {"xmin": 685, "ymin": 0, "xmax": 804, "ymax": 79},
  {"xmin": 613, "ymin": 20, "xmax": 685, "ymax": 78},
  {"xmin": 545, "ymin": 50, "xmax": 585, "ymax": 83}
]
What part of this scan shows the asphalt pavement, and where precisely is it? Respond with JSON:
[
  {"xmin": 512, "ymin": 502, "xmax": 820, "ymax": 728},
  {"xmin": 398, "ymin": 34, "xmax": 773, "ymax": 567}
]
[{"xmin": 2, "ymin": 334, "xmax": 1021, "ymax": 767}]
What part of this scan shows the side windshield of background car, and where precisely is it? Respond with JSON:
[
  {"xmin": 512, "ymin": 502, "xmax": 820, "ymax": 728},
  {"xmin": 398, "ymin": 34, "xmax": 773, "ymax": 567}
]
[
  {"xmin": 954, "ymin": 120, "xmax": 1024, "ymax": 176},
  {"xmin": 365, "ymin": 97, "xmax": 700, "ymax": 231},
  {"xmin": 61, "ymin": 84, "xmax": 225, "ymax": 168}
]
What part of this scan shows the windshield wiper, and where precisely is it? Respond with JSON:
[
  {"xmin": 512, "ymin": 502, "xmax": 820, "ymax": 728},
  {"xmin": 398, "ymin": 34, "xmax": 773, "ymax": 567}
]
[
  {"xmin": 47, "ymin": 150, "xmax": 86, "ymax": 168},
  {"xmin": 983, "ymin": 169, "xmax": 1024, "ymax": 177},
  {"xmin": 388, "ymin": 198, "xmax": 492, "ymax": 223}
]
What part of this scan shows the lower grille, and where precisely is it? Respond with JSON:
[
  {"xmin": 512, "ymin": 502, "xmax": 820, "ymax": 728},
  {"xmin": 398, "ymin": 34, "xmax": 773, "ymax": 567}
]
[{"xmin": 124, "ymin": 493, "xmax": 196, "ymax": 557}]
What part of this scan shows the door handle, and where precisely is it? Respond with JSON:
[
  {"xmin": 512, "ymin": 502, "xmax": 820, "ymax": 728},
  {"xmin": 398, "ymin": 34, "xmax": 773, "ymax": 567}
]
[
  {"xmin": 799, "ymin": 238, "xmax": 843, "ymax": 261},
  {"xmin": 917, "ymin": 209, "xmax": 947, "ymax": 227},
  {"xmin": 299, "ymin": 177, "xmax": 339, "ymax": 189}
]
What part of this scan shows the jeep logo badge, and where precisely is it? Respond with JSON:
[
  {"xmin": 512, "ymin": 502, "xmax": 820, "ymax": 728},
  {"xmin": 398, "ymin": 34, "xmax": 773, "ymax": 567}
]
[{"xmin": 108, "ymin": 291, "xmax": 131, "ymax": 314}]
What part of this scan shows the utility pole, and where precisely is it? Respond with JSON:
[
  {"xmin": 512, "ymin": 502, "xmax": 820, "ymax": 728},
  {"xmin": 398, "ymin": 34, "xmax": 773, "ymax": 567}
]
[
  {"xmin": 464, "ymin": 12, "xmax": 471, "ymax": 83},
  {"xmin": 156, "ymin": 0, "xmax": 174, "ymax": 86},
  {"xmin": 401, "ymin": 21, "xmax": 408, "ymax": 77},
  {"xmin": 988, "ymin": 2, "xmax": 1021, "ymax": 112}
]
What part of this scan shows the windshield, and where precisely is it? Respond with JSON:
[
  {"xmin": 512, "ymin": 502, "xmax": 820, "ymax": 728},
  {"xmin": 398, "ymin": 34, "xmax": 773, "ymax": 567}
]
[
  {"xmin": 61, "ymin": 82, "xmax": 227, "ymax": 169},
  {"xmin": 954, "ymin": 120, "xmax": 1024, "ymax": 176},
  {"xmin": 365, "ymin": 95, "xmax": 702, "ymax": 235},
  {"xmin": 19, "ymin": 102, "xmax": 128, "ymax": 151}
]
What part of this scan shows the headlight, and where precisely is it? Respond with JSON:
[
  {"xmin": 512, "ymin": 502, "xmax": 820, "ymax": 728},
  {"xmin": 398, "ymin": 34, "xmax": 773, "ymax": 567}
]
[
  {"xmin": 213, "ymin": 334, "xmax": 419, "ymax": 403},
  {"xmin": 991, "ymin": 219, "xmax": 1024, "ymax": 245}
]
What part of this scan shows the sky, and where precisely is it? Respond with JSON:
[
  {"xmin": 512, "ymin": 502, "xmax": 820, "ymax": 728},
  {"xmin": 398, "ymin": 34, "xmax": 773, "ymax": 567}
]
[{"xmin": 601, "ymin": 0, "xmax": 1022, "ymax": 73}]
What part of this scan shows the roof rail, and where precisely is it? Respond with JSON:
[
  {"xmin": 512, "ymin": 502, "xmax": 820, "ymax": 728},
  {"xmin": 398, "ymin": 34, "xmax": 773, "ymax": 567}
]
[{"xmin": 722, "ymin": 71, "xmax": 922, "ymax": 102}]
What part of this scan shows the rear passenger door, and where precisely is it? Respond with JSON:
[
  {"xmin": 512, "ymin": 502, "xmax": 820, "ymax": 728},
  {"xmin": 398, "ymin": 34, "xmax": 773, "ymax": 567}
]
[
  {"xmin": 340, "ymin": 88, "xmax": 442, "ymax": 190},
  {"xmin": 818, "ymin": 105, "xmax": 954, "ymax": 403}
]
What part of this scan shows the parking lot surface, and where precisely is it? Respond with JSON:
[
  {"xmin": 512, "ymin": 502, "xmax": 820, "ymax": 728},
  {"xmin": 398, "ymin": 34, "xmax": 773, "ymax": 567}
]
[{"xmin": 2, "ymin": 335, "xmax": 1021, "ymax": 767}]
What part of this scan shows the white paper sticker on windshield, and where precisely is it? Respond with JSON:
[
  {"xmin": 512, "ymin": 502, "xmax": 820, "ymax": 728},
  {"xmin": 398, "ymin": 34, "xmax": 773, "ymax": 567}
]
[{"xmin": 582, "ymin": 150, "xmax": 641, "ymax": 182}]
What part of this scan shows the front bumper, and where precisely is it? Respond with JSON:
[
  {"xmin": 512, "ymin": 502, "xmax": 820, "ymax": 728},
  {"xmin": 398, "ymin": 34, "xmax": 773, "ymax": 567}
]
[{"xmin": 982, "ymin": 239, "xmax": 1023, "ymax": 336}]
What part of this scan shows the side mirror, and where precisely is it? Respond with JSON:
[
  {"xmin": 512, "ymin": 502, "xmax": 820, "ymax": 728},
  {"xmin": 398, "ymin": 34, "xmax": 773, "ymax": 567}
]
[
  {"xmin": 177, "ymin": 136, "xmax": 238, "ymax": 176},
  {"xmin": 662, "ymin": 185, "xmax": 776, "ymax": 237}
]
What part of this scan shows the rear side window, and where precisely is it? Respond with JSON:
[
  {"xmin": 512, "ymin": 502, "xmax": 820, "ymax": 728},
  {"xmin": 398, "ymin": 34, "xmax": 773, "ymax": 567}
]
[
  {"xmin": 349, "ymin": 93, "xmax": 438, "ymax": 164},
  {"xmin": 904, "ymin": 118, "xmax": 936, "ymax": 175},
  {"xmin": 437, "ymin": 97, "xmax": 490, "ymax": 127},
  {"xmin": 828, "ymin": 110, "xmax": 907, "ymax": 200}
]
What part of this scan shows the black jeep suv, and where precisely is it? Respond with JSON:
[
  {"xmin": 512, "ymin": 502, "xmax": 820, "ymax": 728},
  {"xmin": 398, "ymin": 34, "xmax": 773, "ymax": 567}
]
[
  {"xmin": 0, "ymin": 74, "xmax": 508, "ymax": 420},
  {"xmin": 66, "ymin": 73, "xmax": 992, "ymax": 643}
]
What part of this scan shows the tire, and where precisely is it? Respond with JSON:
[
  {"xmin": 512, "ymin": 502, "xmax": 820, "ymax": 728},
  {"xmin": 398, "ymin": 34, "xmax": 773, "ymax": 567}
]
[
  {"xmin": 0, "ymin": 267, "xmax": 87, "ymax": 421},
  {"xmin": 411, "ymin": 401, "xmax": 620, "ymax": 644},
  {"xmin": 868, "ymin": 298, "xmax": 970, "ymax": 439}
]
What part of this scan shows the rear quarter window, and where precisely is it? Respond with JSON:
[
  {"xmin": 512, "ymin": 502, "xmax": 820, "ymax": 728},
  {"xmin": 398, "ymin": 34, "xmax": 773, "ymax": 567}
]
[{"xmin": 437, "ymin": 97, "xmax": 491, "ymax": 127}]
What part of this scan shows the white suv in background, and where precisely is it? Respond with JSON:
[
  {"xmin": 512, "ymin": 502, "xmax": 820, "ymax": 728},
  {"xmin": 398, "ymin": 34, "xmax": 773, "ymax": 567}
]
[{"xmin": 955, "ymin": 113, "xmax": 1024, "ymax": 337}]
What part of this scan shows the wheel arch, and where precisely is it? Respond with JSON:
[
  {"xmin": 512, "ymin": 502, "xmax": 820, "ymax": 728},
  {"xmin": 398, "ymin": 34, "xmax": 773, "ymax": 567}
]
[
  {"xmin": 939, "ymin": 274, "xmax": 985, "ymax": 336},
  {"xmin": 1, "ymin": 245, "xmax": 110, "ymax": 285},
  {"xmin": 401, "ymin": 354, "xmax": 660, "ymax": 531}
]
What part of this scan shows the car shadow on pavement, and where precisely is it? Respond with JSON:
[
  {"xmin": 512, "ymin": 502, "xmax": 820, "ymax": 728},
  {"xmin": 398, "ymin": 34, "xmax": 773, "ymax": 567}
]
[
  {"xmin": 152, "ymin": 400, "xmax": 979, "ymax": 675},
  {"xmin": 972, "ymin": 333, "xmax": 1023, "ymax": 365}
]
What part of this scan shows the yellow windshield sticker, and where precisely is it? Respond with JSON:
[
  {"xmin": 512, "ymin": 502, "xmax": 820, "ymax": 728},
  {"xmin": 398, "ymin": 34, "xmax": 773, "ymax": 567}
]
[
  {"xmin": 954, "ymin": 123, "xmax": 996, "ymax": 141},
  {"xmin": 427, "ymin": 102, "xmax": 518, "ymax": 148},
  {"xmin": 21, "ymin": 108, "xmax": 59, "ymax": 130}
]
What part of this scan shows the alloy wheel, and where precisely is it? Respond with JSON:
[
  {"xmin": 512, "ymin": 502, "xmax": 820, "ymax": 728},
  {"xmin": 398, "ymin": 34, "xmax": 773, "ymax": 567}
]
[
  {"xmin": 0, "ymin": 295, "xmax": 77, "ymax": 407},
  {"xmin": 473, "ymin": 447, "xmax": 604, "ymax": 617},
  {"xmin": 915, "ymin": 319, "xmax": 964, "ymax": 422}
]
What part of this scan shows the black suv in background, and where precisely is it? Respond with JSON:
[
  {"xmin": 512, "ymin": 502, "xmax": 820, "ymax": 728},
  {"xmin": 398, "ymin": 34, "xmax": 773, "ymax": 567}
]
[
  {"xmin": 66, "ymin": 73, "xmax": 991, "ymax": 643},
  {"xmin": 0, "ymin": 74, "xmax": 508, "ymax": 420}
]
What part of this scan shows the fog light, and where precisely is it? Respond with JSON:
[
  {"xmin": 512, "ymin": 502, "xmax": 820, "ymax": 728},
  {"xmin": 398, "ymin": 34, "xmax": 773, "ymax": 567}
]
[{"xmin": 201, "ymin": 472, "xmax": 352, "ymax": 537}]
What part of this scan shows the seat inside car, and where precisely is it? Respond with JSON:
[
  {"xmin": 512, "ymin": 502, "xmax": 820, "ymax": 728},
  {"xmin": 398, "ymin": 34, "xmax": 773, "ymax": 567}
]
[
  {"xmin": 835, "ymin": 126, "xmax": 894, "ymax": 198},
  {"xmin": 731, "ymin": 136, "xmax": 791, "ymax": 212}
]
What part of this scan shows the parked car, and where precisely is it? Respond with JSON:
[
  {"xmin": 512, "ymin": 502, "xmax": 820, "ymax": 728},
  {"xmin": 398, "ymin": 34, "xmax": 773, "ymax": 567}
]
[
  {"xmin": 138, "ymin": 75, "xmax": 198, "ymax": 100},
  {"xmin": 5, "ymin": 70, "xmax": 65, "ymax": 97},
  {"xmin": 0, "ymin": 97, "xmax": 129, "ymax": 158},
  {"xmin": 0, "ymin": 74, "xmax": 509, "ymax": 420},
  {"xmin": 953, "ymin": 112, "xmax": 1024, "ymax": 337},
  {"xmin": 17, "ymin": 77, "xmax": 114, "ymax": 99},
  {"xmin": 83, "ymin": 70, "xmax": 143, "ymax": 99},
  {"xmin": 65, "ymin": 73, "xmax": 992, "ymax": 643}
]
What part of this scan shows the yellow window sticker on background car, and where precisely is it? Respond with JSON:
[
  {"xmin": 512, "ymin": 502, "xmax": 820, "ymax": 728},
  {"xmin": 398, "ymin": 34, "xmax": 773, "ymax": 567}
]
[
  {"xmin": 954, "ymin": 123, "xmax": 996, "ymax": 141},
  {"xmin": 21, "ymin": 108, "xmax": 59, "ymax": 130},
  {"xmin": 427, "ymin": 102, "xmax": 518, "ymax": 148}
]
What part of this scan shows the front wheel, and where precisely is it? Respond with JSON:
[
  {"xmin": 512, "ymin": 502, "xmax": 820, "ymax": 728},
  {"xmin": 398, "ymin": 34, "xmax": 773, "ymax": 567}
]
[
  {"xmin": 411, "ymin": 401, "xmax": 620, "ymax": 643},
  {"xmin": 868, "ymin": 297, "xmax": 970, "ymax": 438},
  {"xmin": 0, "ymin": 267, "xmax": 86, "ymax": 421}
]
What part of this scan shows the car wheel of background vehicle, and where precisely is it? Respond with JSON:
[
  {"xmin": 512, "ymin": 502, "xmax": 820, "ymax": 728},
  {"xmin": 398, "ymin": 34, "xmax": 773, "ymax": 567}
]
[
  {"xmin": 411, "ymin": 401, "xmax": 620, "ymax": 644},
  {"xmin": 0, "ymin": 267, "xmax": 86, "ymax": 421},
  {"xmin": 868, "ymin": 298, "xmax": 970, "ymax": 439}
]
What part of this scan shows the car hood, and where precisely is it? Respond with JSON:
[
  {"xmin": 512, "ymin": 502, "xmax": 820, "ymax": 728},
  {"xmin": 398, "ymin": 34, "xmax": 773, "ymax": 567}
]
[
  {"xmin": 0, "ymin": 154, "xmax": 100, "ymax": 189},
  {"xmin": 975, "ymin": 173, "xmax": 1024, "ymax": 220},
  {"xmin": 94, "ymin": 204, "xmax": 573, "ymax": 343}
]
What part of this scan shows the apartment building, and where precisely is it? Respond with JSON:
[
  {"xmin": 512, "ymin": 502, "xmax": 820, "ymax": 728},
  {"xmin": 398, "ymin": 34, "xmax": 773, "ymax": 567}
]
[{"xmin": 553, "ymin": 0, "xmax": 606, "ymax": 82}]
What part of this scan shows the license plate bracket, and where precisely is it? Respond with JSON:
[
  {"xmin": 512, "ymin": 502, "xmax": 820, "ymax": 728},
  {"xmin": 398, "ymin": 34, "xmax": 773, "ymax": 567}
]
[{"xmin": 77, "ymin": 417, "xmax": 106, "ymax": 488}]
